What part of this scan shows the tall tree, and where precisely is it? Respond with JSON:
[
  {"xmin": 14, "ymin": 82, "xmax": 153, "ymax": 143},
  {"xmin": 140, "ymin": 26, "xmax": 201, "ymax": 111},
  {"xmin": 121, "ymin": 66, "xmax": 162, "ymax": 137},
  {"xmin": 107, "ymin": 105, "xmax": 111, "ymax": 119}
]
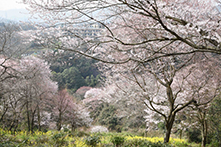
[
  {"xmin": 0, "ymin": 23, "xmax": 42, "ymax": 132},
  {"xmin": 0, "ymin": 56, "xmax": 58, "ymax": 132},
  {"xmin": 180, "ymin": 57, "xmax": 221, "ymax": 147},
  {"xmin": 98, "ymin": 53, "xmax": 221, "ymax": 143}
]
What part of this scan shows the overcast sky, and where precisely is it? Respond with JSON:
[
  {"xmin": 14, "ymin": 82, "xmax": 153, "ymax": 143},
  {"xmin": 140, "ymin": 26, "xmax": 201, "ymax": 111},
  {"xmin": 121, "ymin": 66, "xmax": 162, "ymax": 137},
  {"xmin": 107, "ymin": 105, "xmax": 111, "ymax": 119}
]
[{"xmin": 0, "ymin": 0, "xmax": 26, "ymax": 11}]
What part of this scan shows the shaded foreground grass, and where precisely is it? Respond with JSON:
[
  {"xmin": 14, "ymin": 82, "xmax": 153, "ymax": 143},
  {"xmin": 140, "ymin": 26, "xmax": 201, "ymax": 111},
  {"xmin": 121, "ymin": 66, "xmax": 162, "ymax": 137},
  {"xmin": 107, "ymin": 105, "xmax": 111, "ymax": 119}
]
[{"xmin": 0, "ymin": 128, "xmax": 199, "ymax": 147}]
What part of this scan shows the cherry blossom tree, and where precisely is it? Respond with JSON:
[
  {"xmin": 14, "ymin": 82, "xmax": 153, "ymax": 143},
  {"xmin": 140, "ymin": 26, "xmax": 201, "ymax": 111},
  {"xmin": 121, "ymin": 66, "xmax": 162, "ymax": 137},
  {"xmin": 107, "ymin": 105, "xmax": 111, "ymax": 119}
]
[
  {"xmin": 0, "ymin": 23, "xmax": 43, "ymax": 131},
  {"xmin": 69, "ymin": 105, "xmax": 92, "ymax": 131},
  {"xmin": 18, "ymin": 56, "xmax": 58, "ymax": 132},
  {"xmin": 177, "ymin": 57, "xmax": 221, "ymax": 147},
  {"xmin": 83, "ymin": 88, "xmax": 105, "ymax": 120},
  {"xmin": 52, "ymin": 89, "xmax": 74, "ymax": 130},
  {"xmin": 97, "ymin": 53, "xmax": 220, "ymax": 143},
  {"xmin": 22, "ymin": 0, "xmax": 221, "ymax": 63},
  {"xmin": 0, "ymin": 56, "xmax": 58, "ymax": 132},
  {"xmin": 52, "ymin": 89, "xmax": 92, "ymax": 131}
]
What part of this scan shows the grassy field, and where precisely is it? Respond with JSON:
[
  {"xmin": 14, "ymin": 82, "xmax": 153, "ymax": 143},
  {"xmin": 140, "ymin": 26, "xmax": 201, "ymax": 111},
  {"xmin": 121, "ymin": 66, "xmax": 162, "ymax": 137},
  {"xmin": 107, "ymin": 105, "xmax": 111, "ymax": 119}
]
[{"xmin": 0, "ymin": 128, "xmax": 199, "ymax": 147}]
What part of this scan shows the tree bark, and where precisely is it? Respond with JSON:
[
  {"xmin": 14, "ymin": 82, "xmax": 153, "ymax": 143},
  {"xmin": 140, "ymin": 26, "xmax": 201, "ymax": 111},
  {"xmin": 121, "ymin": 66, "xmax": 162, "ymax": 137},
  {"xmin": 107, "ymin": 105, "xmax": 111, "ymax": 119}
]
[
  {"xmin": 9, "ymin": 111, "xmax": 17, "ymax": 132},
  {"xmin": 164, "ymin": 85, "xmax": 176, "ymax": 143},
  {"xmin": 31, "ymin": 109, "xmax": 36, "ymax": 134},
  {"xmin": 179, "ymin": 129, "xmax": 183, "ymax": 139},
  {"xmin": 57, "ymin": 111, "xmax": 62, "ymax": 131},
  {"xmin": 201, "ymin": 119, "xmax": 208, "ymax": 147},
  {"xmin": 164, "ymin": 114, "xmax": 176, "ymax": 143},
  {"xmin": 0, "ymin": 106, "xmax": 8, "ymax": 123},
  {"xmin": 37, "ymin": 106, "xmax": 41, "ymax": 131},
  {"xmin": 26, "ymin": 101, "xmax": 30, "ymax": 132}
]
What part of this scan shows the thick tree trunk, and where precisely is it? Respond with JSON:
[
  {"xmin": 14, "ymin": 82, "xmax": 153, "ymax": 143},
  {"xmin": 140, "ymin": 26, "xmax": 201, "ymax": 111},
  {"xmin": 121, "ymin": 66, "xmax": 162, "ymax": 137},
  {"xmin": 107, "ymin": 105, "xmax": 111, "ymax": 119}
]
[
  {"xmin": 164, "ymin": 114, "xmax": 176, "ymax": 143},
  {"xmin": 164, "ymin": 85, "xmax": 176, "ymax": 143},
  {"xmin": 164, "ymin": 128, "xmax": 172, "ymax": 143}
]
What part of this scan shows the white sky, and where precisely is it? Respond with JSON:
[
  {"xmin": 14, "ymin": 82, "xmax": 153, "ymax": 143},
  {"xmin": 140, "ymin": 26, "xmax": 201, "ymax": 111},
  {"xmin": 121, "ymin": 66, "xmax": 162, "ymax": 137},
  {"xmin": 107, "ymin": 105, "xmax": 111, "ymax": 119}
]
[{"xmin": 0, "ymin": 0, "xmax": 26, "ymax": 11}]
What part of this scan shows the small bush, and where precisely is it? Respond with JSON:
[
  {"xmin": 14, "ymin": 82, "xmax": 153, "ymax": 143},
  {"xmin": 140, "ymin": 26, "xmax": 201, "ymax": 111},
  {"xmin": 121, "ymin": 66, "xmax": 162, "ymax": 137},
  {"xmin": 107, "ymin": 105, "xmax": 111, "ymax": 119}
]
[
  {"xmin": 111, "ymin": 136, "xmax": 125, "ymax": 147},
  {"xmin": 84, "ymin": 134, "xmax": 101, "ymax": 147}
]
